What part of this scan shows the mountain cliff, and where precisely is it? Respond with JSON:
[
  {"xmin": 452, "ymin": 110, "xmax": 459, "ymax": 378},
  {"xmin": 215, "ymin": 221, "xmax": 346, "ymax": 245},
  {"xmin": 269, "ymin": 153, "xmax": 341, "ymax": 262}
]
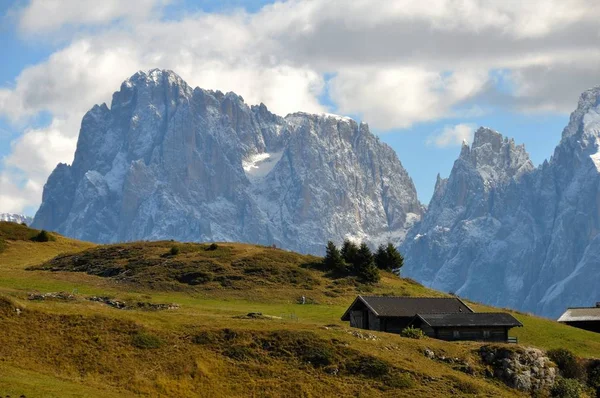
[
  {"xmin": 402, "ymin": 87, "xmax": 600, "ymax": 317},
  {"xmin": 32, "ymin": 69, "xmax": 422, "ymax": 254}
]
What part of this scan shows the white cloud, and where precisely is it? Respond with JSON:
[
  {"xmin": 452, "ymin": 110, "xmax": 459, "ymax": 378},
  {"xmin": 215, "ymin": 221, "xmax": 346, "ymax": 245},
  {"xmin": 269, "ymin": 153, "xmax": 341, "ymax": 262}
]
[
  {"xmin": 17, "ymin": 0, "xmax": 169, "ymax": 34},
  {"xmin": 426, "ymin": 124, "xmax": 475, "ymax": 148},
  {"xmin": 3, "ymin": 0, "xmax": 600, "ymax": 214},
  {"xmin": 329, "ymin": 68, "xmax": 487, "ymax": 129}
]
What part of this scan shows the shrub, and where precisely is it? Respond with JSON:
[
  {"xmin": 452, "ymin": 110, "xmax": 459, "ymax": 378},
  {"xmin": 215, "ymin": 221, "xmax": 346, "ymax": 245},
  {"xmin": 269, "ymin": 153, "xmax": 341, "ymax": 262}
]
[
  {"xmin": 383, "ymin": 373, "xmax": 414, "ymax": 389},
  {"xmin": 192, "ymin": 331, "xmax": 218, "ymax": 345},
  {"xmin": 587, "ymin": 360, "xmax": 600, "ymax": 388},
  {"xmin": 401, "ymin": 326, "xmax": 426, "ymax": 339},
  {"xmin": 346, "ymin": 356, "xmax": 390, "ymax": 378},
  {"xmin": 223, "ymin": 345, "xmax": 255, "ymax": 361},
  {"xmin": 300, "ymin": 345, "xmax": 335, "ymax": 367},
  {"xmin": 31, "ymin": 230, "xmax": 50, "ymax": 242},
  {"xmin": 132, "ymin": 331, "xmax": 163, "ymax": 349},
  {"xmin": 207, "ymin": 243, "xmax": 218, "ymax": 251},
  {"xmin": 551, "ymin": 378, "xmax": 583, "ymax": 398},
  {"xmin": 169, "ymin": 246, "xmax": 180, "ymax": 256},
  {"xmin": 548, "ymin": 348, "xmax": 586, "ymax": 381}
]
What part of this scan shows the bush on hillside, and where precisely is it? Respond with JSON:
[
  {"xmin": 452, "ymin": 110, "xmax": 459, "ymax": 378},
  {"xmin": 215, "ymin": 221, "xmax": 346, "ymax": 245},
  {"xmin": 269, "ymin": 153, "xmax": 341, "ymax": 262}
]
[
  {"xmin": 587, "ymin": 360, "xmax": 600, "ymax": 392},
  {"xmin": 548, "ymin": 348, "xmax": 586, "ymax": 381},
  {"xmin": 400, "ymin": 326, "xmax": 425, "ymax": 339},
  {"xmin": 551, "ymin": 378, "xmax": 584, "ymax": 398},
  {"xmin": 169, "ymin": 246, "xmax": 180, "ymax": 256},
  {"xmin": 132, "ymin": 331, "xmax": 163, "ymax": 349},
  {"xmin": 207, "ymin": 243, "xmax": 219, "ymax": 251},
  {"xmin": 31, "ymin": 230, "xmax": 50, "ymax": 242},
  {"xmin": 346, "ymin": 355, "xmax": 390, "ymax": 378}
]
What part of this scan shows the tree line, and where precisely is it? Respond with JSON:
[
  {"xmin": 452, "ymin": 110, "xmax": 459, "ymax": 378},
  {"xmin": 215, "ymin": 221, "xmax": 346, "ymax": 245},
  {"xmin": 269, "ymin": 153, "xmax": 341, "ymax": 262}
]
[{"xmin": 322, "ymin": 240, "xmax": 404, "ymax": 284}]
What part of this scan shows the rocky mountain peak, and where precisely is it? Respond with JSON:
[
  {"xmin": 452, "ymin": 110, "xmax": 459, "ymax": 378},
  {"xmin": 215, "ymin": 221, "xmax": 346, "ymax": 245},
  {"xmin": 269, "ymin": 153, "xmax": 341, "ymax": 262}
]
[
  {"xmin": 402, "ymin": 85, "xmax": 600, "ymax": 318},
  {"xmin": 562, "ymin": 85, "xmax": 600, "ymax": 141},
  {"xmin": 33, "ymin": 69, "xmax": 422, "ymax": 254},
  {"xmin": 460, "ymin": 127, "xmax": 534, "ymax": 186}
]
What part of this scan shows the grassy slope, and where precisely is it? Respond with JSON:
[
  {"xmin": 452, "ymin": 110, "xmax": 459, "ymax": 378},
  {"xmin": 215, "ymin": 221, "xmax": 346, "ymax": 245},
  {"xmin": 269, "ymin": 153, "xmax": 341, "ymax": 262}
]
[{"xmin": 0, "ymin": 222, "xmax": 599, "ymax": 397}]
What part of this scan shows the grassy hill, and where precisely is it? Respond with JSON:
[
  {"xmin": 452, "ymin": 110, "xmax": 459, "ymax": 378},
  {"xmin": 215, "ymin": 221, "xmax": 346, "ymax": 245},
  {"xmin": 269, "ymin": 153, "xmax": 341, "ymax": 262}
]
[{"xmin": 1, "ymin": 221, "xmax": 599, "ymax": 397}]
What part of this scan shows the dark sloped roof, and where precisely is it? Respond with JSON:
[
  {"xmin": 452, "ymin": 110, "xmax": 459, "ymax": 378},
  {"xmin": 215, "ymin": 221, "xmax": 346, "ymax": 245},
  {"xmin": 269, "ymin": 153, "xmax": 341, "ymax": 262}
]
[
  {"xmin": 341, "ymin": 296, "xmax": 473, "ymax": 320},
  {"xmin": 414, "ymin": 312, "xmax": 523, "ymax": 328},
  {"xmin": 558, "ymin": 307, "xmax": 600, "ymax": 322}
]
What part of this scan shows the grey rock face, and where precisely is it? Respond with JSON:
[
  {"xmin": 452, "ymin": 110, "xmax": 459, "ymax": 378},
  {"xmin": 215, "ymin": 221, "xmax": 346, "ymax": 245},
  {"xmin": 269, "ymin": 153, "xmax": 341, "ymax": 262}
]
[
  {"xmin": 402, "ymin": 87, "xmax": 600, "ymax": 317},
  {"xmin": 33, "ymin": 69, "xmax": 422, "ymax": 254}
]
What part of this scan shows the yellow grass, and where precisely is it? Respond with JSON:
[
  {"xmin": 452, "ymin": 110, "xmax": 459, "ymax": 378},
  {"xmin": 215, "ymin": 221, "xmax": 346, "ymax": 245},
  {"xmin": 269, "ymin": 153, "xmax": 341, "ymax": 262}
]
[{"xmin": 0, "ymin": 222, "xmax": 598, "ymax": 397}]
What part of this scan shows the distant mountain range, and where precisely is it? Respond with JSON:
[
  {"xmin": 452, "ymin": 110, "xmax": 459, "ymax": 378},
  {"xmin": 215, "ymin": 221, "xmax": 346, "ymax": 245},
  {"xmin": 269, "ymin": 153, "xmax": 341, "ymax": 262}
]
[
  {"xmin": 0, "ymin": 213, "xmax": 32, "ymax": 225},
  {"xmin": 30, "ymin": 69, "xmax": 600, "ymax": 317},
  {"xmin": 32, "ymin": 69, "xmax": 422, "ymax": 254},
  {"xmin": 401, "ymin": 88, "xmax": 600, "ymax": 318}
]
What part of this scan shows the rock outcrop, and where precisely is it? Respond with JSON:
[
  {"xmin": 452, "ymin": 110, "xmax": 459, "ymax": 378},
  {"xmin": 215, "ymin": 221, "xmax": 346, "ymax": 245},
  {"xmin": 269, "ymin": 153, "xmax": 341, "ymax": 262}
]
[
  {"xmin": 480, "ymin": 345, "xmax": 556, "ymax": 394},
  {"xmin": 33, "ymin": 69, "xmax": 422, "ymax": 254}
]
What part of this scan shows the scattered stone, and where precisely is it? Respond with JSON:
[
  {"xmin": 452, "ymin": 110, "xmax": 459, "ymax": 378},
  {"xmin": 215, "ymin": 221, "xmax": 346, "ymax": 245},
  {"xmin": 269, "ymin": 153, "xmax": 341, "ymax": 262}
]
[
  {"xmin": 133, "ymin": 302, "xmax": 180, "ymax": 311},
  {"xmin": 348, "ymin": 330, "xmax": 378, "ymax": 341},
  {"xmin": 88, "ymin": 296, "xmax": 127, "ymax": 309},
  {"xmin": 233, "ymin": 312, "xmax": 282, "ymax": 320},
  {"xmin": 424, "ymin": 348, "xmax": 435, "ymax": 359},
  {"xmin": 87, "ymin": 296, "xmax": 179, "ymax": 311},
  {"xmin": 28, "ymin": 292, "xmax": 75, "ymax": 301}
]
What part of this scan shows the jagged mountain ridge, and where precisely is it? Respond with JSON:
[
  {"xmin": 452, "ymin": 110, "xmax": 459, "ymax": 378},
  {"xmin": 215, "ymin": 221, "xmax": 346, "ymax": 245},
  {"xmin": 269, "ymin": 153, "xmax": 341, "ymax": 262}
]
[
  {"xmin": 33, "ymin": 69, "xmax": 422, "ymax": 254},
  {"xmin": 0, "ymin": 213, "xmax": 33, "ymax": 225},
  {"xmin": 401, "ymin": 87, "xmax": 600, "ymax": 318}
]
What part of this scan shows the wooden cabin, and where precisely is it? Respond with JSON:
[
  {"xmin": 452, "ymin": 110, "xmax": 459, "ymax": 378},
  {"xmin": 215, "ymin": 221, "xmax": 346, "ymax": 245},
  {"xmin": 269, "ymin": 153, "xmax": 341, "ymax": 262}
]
[
  {"xmin": 407, "ymin": 312, "xmax": 522, "ymax": 342},
  {"xmin": 341, "ymin": 296, "xmax": 473, "ymax": 334},
  {"xmin": 341, "ymin": 295, "xmax": 522, "ymax": 342},
  {"xmin": 558, "ymin": 304, "xmax": 600, "ymax": 333}
]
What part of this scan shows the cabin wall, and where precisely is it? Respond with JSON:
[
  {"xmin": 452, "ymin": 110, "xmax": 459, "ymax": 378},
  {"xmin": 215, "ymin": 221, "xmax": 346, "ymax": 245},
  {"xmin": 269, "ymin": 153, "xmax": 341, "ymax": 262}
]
[
  {"xmin": 368, "ymin": 311, "xmax": 380, "ymax": 331},
  {"xmin": 565, "ymin": 321, "xmax": 600, "ymax": 333},
  {"xmin": 380, "ymin": 317, "xmax": 412, "ymax": 334},
  {"xmin": 434, "ymin": 327, "xmax": 508, "ymax": 342}
]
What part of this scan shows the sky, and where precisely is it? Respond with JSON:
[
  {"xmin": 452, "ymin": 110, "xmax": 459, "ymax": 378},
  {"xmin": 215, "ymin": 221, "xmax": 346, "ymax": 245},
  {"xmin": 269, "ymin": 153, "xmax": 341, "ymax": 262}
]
[{"xmin": 1, "ymin": 0, "xmax": 600, "ymax": 216}]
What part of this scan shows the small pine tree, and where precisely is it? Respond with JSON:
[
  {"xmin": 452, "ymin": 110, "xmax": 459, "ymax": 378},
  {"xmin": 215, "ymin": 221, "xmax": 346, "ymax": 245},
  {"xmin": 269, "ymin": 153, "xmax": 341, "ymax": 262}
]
[
  {"xmin": 374, "ymin": 244, "xmax": 388, "ymax": 270},
  {"xmin": 374, "ymin": 243, "xmax": 404, "ymax": 271},
  {"xmin": 169, "ymin": 246, "xmax": 180, "ymax": 256},
  {"xmin": 359, "ymin": 263, "xmax": 380, "ymax": 284},
  {"xmin": 386, "ymin": 243, "xmax": 404, "ymax": 271},
  {"xmin": 323, "ymin": 241, "xmax": 346, "ymax": 274},
  {"xmin": 354, "ymin": 243, "xmax": 379, "ymax": 283},
  {"xmin": 341, "ymin": 240, "xmax": 359, "ymax": 266}
]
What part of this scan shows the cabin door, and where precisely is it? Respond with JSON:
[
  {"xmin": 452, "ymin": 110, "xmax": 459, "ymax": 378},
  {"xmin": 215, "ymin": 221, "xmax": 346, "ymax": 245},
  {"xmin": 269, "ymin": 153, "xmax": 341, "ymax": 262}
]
[{"xmin": 350, "ymin": 310, "xmax": 367, "ymax": 329}]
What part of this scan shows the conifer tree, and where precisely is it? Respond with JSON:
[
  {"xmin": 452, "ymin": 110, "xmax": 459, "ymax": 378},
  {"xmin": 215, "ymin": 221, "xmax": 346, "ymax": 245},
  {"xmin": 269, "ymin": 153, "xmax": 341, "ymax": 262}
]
[
  {"xmin": 374, "ymin": 244, "xmax": 388, "ymax": 270},
  {"xmin": 386, "ymin": 243, "xmax": 404, "ymax": 272},
  {"xmin": 354, "ymin": 243, "xmax": 379, "ymax": 283},
  {"xmin": 341, "ymin": 239, "xmax": 359, "ymax": 266},
  {"xmin": 323, "ymin": 241, "xmax": 346, "ymax": 274}
]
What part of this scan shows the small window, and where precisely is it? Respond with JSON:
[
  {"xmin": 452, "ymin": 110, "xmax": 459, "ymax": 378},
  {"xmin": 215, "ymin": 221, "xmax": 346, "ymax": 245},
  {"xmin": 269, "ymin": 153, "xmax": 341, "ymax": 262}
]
[
  {"xmin": 453, "ymin": 330, "xmax": 460, "ymax": 339},
  {"xmin": 483, "ymin": 330, "xmax": 491, "ymax": 339}
]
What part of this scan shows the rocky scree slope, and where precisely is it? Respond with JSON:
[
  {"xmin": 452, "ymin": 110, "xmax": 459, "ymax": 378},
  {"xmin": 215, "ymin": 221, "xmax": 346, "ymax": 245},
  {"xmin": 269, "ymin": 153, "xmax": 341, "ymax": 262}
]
[
  {"xmin": 33, "ymin": 69, "xmax": 421, "ymax": 254},
  {"xmin": 402, "ymin": 87, "xmax": 600, "ymax": 317}
]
